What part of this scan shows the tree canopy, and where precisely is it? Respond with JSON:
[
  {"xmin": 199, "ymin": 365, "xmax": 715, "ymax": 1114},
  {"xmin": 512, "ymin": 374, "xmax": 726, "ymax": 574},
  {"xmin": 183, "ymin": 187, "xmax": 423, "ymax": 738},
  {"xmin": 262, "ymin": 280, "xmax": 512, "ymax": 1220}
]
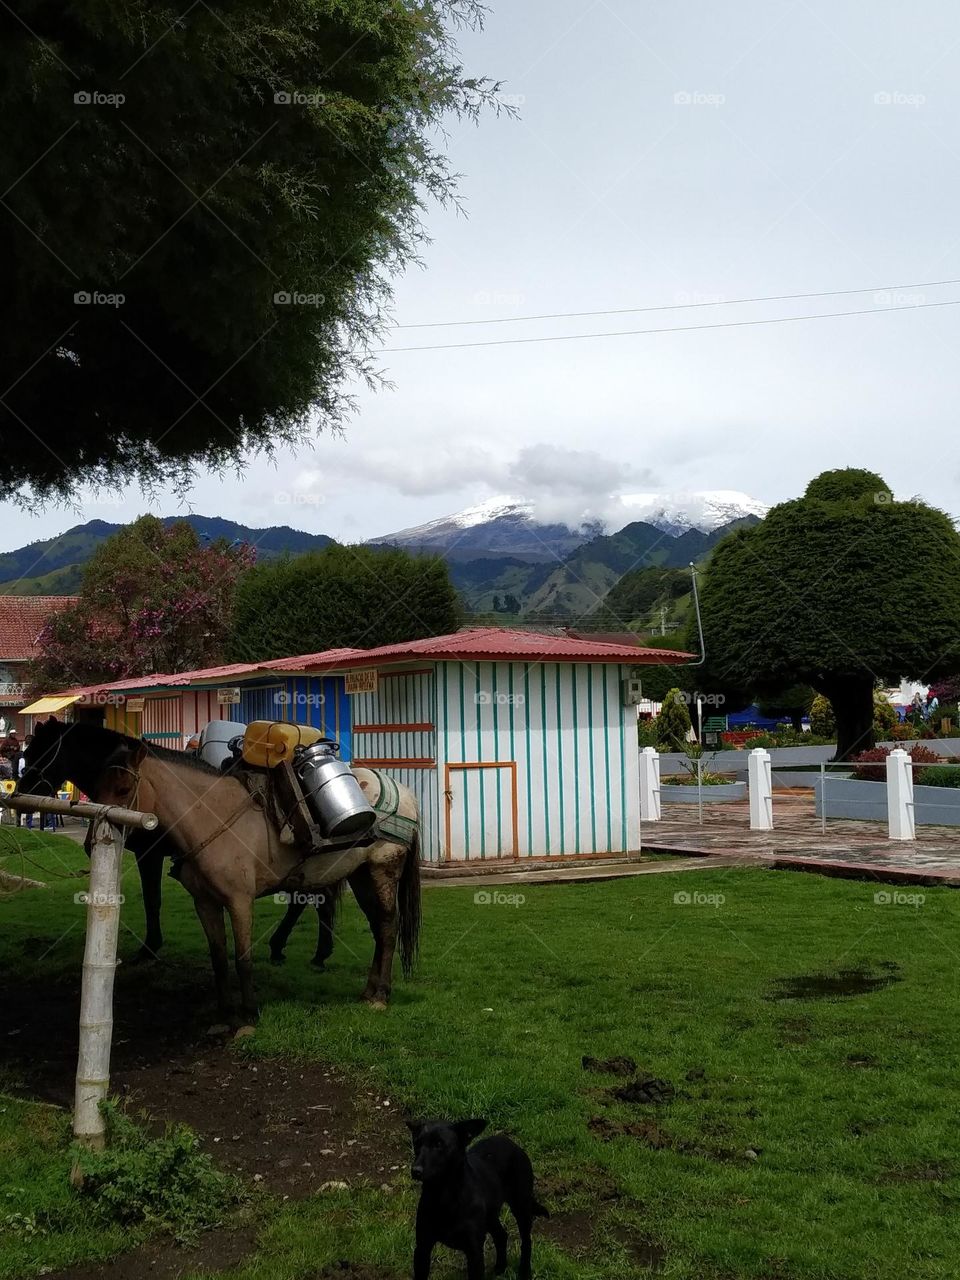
[
  {"xmin": 696, "ymin": 468, "xmax": 960, "ymax": 757},
  {"xmin": 30, "ymin": 516, "xmax": 252, "ymax": 687},
  {"xmin": 1, "ymin": 0, "xmax": 498, "ymax": 501},
  {"xmin": 228, "ymin": 544, "xmax": 462, "ymax": 662}
]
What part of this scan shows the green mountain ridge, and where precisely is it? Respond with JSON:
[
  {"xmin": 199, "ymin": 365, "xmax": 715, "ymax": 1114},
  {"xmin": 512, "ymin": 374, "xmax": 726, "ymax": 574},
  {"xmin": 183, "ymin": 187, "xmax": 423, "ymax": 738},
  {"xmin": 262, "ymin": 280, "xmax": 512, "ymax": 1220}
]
[{"xmin": 0, "ymin": 516, "xmax": 334, "ymax": 594}]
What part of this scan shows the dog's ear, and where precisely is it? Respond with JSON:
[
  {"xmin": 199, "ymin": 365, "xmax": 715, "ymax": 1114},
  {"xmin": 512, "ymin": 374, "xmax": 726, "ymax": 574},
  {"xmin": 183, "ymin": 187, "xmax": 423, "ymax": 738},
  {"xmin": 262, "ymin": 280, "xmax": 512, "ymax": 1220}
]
[
  {"xmin": 453, "ymin": 1118, "xmax": 487, "ymax": 1145},
  {"xmin": 405, "ymin": 1119, "xmax": 424, "ymax": 1141}
]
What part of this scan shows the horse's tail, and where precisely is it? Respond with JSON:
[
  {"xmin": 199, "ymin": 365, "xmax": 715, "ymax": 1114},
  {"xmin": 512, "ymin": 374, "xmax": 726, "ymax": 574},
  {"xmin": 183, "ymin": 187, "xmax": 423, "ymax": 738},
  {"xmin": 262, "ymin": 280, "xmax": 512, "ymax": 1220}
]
[{"xmin": 398, "ymin": 827, "xmax": 422, "ymax": 979}]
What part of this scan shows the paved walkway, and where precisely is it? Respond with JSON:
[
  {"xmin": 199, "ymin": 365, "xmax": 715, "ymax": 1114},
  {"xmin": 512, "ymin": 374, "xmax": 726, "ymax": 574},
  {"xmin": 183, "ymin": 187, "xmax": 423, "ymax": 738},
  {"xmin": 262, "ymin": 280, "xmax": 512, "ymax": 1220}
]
[
  {"xmin": 422, "ymin": 854, "xmax": 755, "ymax": 889},
  {"xmin": 644, "ymin": 794, "xmax": 960, "ymax": 885}
]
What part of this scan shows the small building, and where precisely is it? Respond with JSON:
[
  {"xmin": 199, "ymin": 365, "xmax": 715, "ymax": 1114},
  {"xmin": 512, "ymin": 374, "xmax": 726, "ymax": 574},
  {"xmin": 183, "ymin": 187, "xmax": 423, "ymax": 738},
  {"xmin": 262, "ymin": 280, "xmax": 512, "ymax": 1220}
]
[
  {"xmin": 30, "ymin": 628, "xmax": 689, "ymax": 863},
  {"xmin": 0, "ymin": 595, "xmax": 78, "ymax": 733}
]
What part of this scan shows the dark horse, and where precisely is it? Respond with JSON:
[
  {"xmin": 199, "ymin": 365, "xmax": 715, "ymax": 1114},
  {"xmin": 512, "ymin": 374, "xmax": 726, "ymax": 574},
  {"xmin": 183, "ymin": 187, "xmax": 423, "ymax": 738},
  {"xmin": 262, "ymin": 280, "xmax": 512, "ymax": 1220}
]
[{"xmin": 22, "ymin": 719, "xmax": 421, "ymax": 1020}]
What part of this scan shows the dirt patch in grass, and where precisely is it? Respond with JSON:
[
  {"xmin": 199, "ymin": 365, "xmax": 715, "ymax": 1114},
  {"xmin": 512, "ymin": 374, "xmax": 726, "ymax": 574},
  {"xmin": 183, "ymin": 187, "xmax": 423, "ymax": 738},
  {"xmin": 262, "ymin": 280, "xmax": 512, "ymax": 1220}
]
[
  {"xmin": 581, "ymin": 1054, "xmax": 637, "ymax": 1076},
  {"xmin": 1, "ymin": 975, "xmax": 408, "ymax": 1277},
  {"xmin": 589, "ymin": 1115, "xmax": 683, "ymax": 1149},
  {"xmin": 778, "ymin": 1016, "xmax": 812, "ymax": 1045},
  {"xmin": 587, "ymin": 1115, "xmax": 749, "ymax": 1165},
  {"xmin": 611, "ymin": 1077, "xmax": 676, "ymax": 1105},
  {"xmin": 766, "ymin": 965, "xmax": 901, "ymax": 1001},
  {"xmin": 539, "ymin": 1208, "xmax": 596, "ymax": 1253},
  {"xmin": 42, "ymin": 1224, "xmax": 258, "ymax": 1280},
  {"xmin": 880, "ymin": 1164, "xmax": 951, "ymax": 1183},
  {"xmin": 610, "ymin": 1225, "xmax": 667, "ymax": 1271}
]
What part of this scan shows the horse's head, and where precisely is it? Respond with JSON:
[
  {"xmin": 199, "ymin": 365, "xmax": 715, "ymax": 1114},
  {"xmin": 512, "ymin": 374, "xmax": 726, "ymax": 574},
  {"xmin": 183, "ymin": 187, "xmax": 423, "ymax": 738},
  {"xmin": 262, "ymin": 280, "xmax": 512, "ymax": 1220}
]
[
  {"xmin": 20, "ymin": 718, "xmax": 147, "ymax": 807},
  {"xmin": 96, "ymin": 740, "xmax": 150, "ymax": 809},
  {"xmin": 19, "ymin": 717, "xmax": 67, "ymax": 797}
]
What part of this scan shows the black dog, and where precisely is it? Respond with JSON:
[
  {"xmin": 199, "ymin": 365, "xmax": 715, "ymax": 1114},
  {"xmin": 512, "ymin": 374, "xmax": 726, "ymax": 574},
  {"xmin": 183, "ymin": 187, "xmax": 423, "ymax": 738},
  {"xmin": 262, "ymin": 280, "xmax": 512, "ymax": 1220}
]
[{"xmin": 406, "ymin": 1118, "xmax": 548, "ymax": 1280}]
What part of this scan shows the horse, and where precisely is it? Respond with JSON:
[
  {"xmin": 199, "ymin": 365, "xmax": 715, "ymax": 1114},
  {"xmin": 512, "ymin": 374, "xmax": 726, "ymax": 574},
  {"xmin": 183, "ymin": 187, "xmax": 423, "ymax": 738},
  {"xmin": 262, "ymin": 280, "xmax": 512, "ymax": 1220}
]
[
  {"xmin": 84, "ymin": 823, "xmax": 339, "ymax": 969},
  {"xmin": 21, "ymin": 718, "xmax": 421, "ymax": 1021}
]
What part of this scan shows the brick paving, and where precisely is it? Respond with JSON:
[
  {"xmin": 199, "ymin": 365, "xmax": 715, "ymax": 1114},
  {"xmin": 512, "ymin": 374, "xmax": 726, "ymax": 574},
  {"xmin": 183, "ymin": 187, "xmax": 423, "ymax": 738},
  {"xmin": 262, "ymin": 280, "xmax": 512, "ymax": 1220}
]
[{"xmin": 644, "ymin": 794, "xmax": 960, "ymax": 885}]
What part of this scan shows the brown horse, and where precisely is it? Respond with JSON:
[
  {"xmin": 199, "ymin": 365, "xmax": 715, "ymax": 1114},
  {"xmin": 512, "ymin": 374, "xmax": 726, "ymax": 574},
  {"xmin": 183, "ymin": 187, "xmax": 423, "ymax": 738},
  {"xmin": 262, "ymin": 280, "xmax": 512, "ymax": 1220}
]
[{"xmin": 22, "ymin": 719, "xmax": 421, "ymax": 1021}]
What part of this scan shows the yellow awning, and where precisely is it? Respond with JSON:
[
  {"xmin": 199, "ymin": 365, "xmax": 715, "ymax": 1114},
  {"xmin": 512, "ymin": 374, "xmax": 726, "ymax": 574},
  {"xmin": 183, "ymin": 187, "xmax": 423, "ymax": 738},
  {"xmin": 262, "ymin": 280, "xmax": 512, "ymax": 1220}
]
[{"xmin": 20, "ymin": 694, "xmax": 82, "ymax": 715}]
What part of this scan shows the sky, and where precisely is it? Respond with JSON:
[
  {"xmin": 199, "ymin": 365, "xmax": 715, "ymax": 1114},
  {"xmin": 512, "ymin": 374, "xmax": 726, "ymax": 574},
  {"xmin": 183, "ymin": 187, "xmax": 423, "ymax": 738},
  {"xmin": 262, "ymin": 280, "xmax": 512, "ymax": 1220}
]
[{"xmin": 6, "ymin": 0, "xmax": 960, "ymax": 551}]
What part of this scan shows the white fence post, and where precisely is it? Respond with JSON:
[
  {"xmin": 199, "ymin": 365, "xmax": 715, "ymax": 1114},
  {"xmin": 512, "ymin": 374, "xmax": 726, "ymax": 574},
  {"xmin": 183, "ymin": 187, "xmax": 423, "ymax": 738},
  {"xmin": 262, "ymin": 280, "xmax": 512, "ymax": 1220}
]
[
  {"xmin": 639, "ymin": 746, "xmax": 661, "ymax": 821},
  {"xmin": 886, "ymin": 748, "xmax": 915, "ymax": 841},
  {"xmin": 748, "ymin": 747, "xmax": 773, "ymax": 830}
]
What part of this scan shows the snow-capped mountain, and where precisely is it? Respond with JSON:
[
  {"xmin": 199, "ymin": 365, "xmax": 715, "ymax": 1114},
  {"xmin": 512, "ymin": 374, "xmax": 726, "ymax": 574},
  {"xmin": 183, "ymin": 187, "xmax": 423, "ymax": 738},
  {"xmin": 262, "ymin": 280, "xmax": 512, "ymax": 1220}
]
[
  {"xmin": 372, "ymin": 490, "xmax": 767, "ymax": 555},
  {"xmin": 615, "ymin": 490, "xmax": 769, "ymax": 536},
  {"xmin": 370, "ymin": 496, "xmax": 595, "ymax": 560}
]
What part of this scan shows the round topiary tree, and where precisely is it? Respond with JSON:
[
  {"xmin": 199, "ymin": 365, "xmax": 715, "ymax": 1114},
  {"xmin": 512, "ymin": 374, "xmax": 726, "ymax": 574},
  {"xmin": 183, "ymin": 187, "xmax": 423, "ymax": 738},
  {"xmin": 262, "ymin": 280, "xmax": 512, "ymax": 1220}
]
[
  {"xmin": 696, "ymin": 468, "xmax": 960, "ymax": 759},
  {"xmin": 657, "ymin": 687, "xmax": 692, "ymax": 752}
]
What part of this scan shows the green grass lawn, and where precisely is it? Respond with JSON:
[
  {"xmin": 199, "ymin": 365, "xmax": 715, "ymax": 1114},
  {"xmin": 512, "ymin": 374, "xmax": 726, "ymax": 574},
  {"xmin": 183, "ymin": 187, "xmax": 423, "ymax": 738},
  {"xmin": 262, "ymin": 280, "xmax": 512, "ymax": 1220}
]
[{"xmin": 2, "ymin": 830, "xmax": 960, "ymax": 1277}]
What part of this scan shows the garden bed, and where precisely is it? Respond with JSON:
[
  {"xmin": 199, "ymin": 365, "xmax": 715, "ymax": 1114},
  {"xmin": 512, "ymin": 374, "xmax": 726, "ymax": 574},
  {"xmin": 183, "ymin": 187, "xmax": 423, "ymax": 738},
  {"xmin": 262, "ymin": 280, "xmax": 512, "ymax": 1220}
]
[{"xmin": 660, "ymin": 780, "xmax": 747, "ymax": 803}]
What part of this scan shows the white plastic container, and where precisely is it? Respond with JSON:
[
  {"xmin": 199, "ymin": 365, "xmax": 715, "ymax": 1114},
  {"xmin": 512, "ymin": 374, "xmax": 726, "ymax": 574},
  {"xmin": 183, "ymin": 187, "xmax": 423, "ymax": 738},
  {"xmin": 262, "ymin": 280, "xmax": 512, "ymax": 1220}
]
[{"xmin": 198, "ymin": 719, "xmax": 247, "ymax": 770}]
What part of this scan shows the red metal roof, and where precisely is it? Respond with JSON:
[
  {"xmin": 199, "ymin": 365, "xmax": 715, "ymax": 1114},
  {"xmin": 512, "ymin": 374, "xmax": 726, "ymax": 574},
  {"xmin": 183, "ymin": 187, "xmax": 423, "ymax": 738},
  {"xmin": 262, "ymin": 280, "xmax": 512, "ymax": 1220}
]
[
  {"xmin": 52, "ymin": 628, "xmax": 693, "ymax": 700},
  {"xmin": 0, "ymin": 595, "xmax": 79, "ymax": 660},
  {"xmin": 264, "ymin": 628, "xmax": 692, "ymax": 672}
]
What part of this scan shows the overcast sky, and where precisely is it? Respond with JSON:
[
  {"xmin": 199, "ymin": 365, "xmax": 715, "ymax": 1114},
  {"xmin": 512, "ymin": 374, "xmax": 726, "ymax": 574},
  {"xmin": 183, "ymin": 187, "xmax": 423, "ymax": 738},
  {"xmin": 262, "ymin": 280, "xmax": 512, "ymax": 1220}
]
[{"xmin": 6, "ymin": 0, "xmax": 960, "ymax": 552}]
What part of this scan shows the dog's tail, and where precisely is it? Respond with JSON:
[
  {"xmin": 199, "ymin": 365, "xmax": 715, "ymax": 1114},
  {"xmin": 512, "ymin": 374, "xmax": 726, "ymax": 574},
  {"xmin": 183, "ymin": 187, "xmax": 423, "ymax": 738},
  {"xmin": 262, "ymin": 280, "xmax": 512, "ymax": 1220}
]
[{"xmin": 532, "ymin": 1197, "xmax": 550, "ymax": 1218}]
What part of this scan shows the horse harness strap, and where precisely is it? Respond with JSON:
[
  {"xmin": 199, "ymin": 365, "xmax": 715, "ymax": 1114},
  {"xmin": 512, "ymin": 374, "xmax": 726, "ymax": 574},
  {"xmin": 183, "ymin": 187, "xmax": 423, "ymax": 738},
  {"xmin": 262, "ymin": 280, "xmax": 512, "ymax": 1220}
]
[{"xmin": 188, "ymin": 788, "xmax": 263, "ymax": 859}]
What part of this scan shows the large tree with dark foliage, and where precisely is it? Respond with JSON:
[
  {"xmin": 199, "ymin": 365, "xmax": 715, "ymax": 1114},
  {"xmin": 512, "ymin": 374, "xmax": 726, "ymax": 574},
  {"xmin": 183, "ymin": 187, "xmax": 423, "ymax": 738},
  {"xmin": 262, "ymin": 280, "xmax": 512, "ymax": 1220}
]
[
  {"xmin": 228, "ymin": 545, "xmax": 462, "ymax": 661},
  {"xmin": 0, "ymin": 1, "xmax": 499, "ymax": 500},
  {"xmin": 696, "ymin": 469, "xmax": 960, "ymax": 758}
]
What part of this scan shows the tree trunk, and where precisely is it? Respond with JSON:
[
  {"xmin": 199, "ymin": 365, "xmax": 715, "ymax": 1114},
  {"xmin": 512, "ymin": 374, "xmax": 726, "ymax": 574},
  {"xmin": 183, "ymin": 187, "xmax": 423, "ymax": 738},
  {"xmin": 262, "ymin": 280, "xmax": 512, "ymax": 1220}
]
[{"xmin": 820, "ymin": 676, "xmax": 876, "ymax": 760}]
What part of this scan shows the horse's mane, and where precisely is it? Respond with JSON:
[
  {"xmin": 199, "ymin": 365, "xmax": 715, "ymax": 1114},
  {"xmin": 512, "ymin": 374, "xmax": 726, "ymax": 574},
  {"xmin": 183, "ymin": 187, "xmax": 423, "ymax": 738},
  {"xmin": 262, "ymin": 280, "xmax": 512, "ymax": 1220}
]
[
  {"xmin": 141, "ymin": 739, "xmax": 224, "ymax": 777},
  {"xmin": 45, "ymin": 720, "xmax": 225, "ymax": 778}
]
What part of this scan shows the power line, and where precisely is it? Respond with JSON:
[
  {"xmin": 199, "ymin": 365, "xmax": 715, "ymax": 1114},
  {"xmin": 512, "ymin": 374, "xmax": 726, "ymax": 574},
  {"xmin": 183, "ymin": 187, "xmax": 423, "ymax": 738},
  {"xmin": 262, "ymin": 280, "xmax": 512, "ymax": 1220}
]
[
  {"xmin": 395, "ymin": 276, "xmax": 960, "ymax": 329},
  {"xmin": 386, "ymin": 296, "xmax": 960, "ymax": 353}
]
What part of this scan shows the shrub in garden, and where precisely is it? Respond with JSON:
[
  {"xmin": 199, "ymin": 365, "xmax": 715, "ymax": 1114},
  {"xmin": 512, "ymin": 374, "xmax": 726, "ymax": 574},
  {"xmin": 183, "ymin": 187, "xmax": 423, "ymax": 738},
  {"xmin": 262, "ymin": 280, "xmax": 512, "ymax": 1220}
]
[
  {"xmin": 656, "ymin": 688, "xmax": 692, "ymax": 752},
  {"xmin": 810, "ymin": 694, "xmax": 835, "ymax": 738},
  {"xmin": 919, "ymin": 764, "xmax": 960, "ymax": 788},
  {"xmin": 851, "ymin": 745, "xmax": 940, "ymax": 783},
  {"xmin": 873, "ymin": 691, "xmax": 898, "ymax": 736}
]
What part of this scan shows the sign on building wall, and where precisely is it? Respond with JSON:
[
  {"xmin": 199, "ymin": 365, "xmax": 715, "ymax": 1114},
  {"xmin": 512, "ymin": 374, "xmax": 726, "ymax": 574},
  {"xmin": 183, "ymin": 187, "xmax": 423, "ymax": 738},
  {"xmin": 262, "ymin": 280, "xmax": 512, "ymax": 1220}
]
[
  {"xmin": 217, "ymin": 688, "xmax": 242, "ymax": 705},
  {"xmin": 345, "ymin": 670, "xmax": 378, "ymax": 696},
  {"xmin": 125, "ymin": 697, "xmax": 144, "ymax": 713}
]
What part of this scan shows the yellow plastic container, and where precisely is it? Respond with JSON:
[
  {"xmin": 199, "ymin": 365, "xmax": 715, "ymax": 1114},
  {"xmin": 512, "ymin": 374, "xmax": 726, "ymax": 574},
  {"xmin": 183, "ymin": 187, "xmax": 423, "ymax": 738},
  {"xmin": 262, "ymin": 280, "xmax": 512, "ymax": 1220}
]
[{"xmin": 242, "ymin": 721, "xmax": 326, "ymax": 769}]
